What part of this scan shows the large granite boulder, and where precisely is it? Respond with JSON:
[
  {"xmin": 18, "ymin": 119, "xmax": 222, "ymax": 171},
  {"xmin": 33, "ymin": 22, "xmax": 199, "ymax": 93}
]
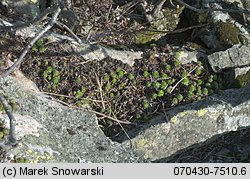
[
  {"xmin": 207, "ymin": 45, "xmax": 250, "ymax": 89},
  {"xmin": 120, "ymin": 84, "xmax": 250, "ymax": 161},
  {"xmin": 1, "ymin": 65, "xmax": 250, "ymax": 163},
  {"xmin": 0, "ymin": 71, "xmax": 140, "ymax": 163}
]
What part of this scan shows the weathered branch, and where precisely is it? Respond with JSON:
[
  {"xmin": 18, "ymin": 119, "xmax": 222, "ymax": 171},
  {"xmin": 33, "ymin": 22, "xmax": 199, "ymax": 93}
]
[{"xmin": 0, "ymin": 5, "xmax": 59, "ymax": 32}]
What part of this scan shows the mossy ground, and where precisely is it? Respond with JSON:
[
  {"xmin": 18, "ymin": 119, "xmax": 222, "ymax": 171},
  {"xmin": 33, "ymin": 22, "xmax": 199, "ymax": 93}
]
[
  {"xmin": 0, "ymin": 0, "xmax": 226, "ymax": 139},
  {"xmin": 18, "ymin": 42, "xmax": 223, "ymax": 138}
]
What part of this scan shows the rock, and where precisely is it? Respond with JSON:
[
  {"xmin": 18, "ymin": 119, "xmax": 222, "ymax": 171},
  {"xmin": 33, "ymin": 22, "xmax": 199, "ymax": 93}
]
[
  {"xmin": 0, "ymin": 71, "xmax": 140, "ymax": 162},
  {"xmin": 133, "ymin": 1, "xmax": 184, "ymax": 44},
  {"xmin": 207, "ymin": 45, "xmax": 250, "ymax": 72},
  {"xmin": 207, "ymin": 44, "xmax": 250, "ymax": 89},
  {"xmin": 153, "ymin": 127, "xmax": 250, "ymax": 162},
  {"xmin": 5, "ymin": 0, "xmax": 41, "ymax": 19},
  {"xmin": 225, "ymin": 66, "xmax": 250, "ymax": 88},
  {"xmin": 172, "ymin": 48, "xmax": 207, "ymax": 65},
  {"xmin": 184, "ymin": 0, "xmax": 250, "ymax": 51},
  {"xmin": 120, "ymin": 84, "xmax": 250, "ymax": 161},
  {"xmin": 1, "ymin": 69, "xmax": 250, "ymax": 163}
]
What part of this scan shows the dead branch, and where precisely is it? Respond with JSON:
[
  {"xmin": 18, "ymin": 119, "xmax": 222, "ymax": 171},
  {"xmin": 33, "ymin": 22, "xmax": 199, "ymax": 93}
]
[{"xmin": 0, "ymin": 5, "xmax": 59, "ymax": 32}]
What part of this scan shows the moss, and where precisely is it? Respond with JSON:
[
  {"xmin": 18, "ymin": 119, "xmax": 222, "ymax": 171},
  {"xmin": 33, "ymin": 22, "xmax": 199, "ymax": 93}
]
[
  {"xmin": 152, "ymin": 70, "xmax": 159, "ymax": 79},
  {"xmin": 81, "ymin": 86, "xmax": 86, "ymax": 93},
  {"xmin": 100, "ymin": 108, "xmax": 105, "ymax": 113},
  {"xmin": 32, "ymin": 39, "xmax": 46, "ymax": 53},
  {"xmin": 161, "ymin": 73, "xmax": 168, "ymax": 79},
  {"xmin": 39, "ymin": 46, "xmax": 46, "ymax": 53},
  {"xmin": 181, "ymin": 70, "xmax": 188, "ymax": 78},
  {"xmin": 188, "ymin": 11, "xmax": 209, "ymax": 26},
  {"xmin": 216, "ymin": 21, "xmax": 241, "ymax": 46},
  {"xmin": 197, "ymin": 96, "xmax": 202, "ymax": 100},
  {"xmin": 75, "ymin": 76, "xmax": 81, "ymax": 83},
  {"xmin": 157, "ymin": 90, "xmax": 164, "ymax": 97},
  {"xmin": 75, "ymin": 90, "xmax": 83, "ymax": 99},
  {"xmin": 0, "ymin": 132, "xmax": 4, "ymax": 139},
  {"xmin": 188, "ymin": 91, "xmax": 194, "ymax": 98},
  {"xmin": 164, "ymin": 64, "xmax": 171, "ymax": 71},
  {"xmin": 153, "ymin": 82, "xmax": 161, "ymax": 89},
  {"xmin": 188, "ymin": 84, "xmax": 195, "ymax": 92},
  {"xmin": 47, "ymin": 75, "xmax": 52, "ymax": 81},
  {"xmin": 208, "ymin": 77, "xmax": 213, "ymax": 83},
  {"xmin": 46, "ymin": 66, "xmax": 53, "ymax": 74},
  {"xmin": 174, "ymin": 60, "xmax": 181, "ymax": 67},
  {"xmin": 205, "ymin": 83, "xmax": 211, "ymax": 88},
  {"xmin": 37, "ymin": 61, "xmax": 41, "ymax": 66},
  {"xmin": 176, "ymin": 94, "xmax": 184, "ymax": 102},
  {"xmin": 111, "ymin": 73, "xmax": 117, "ymax": 79},
  {"xmin": 166, "ymin": 87, "xmax": 172, "ymax": 94},
  {"xmin": 196, "ymin": 61, "xmax": 202, "ymax": 66},
  {"xmin": 175, "ymin": 51, "xmax": 185, "ymax": 60},
  {"xmin": 109, "ymin": 93, "xmax": 115, "ymax": 98},
  {"xmin": 142, "ymin": 100, "xmax": 150, "ymax": 109},
  {"xmin": 212, "ymin": 74, "xmax": 218, "ymax": 81},
  {"xmin": 143, "ymin": 71, "xmax": 150, "ymax": 78},
  {"xmin": 42, "ymin": 71, "xmax": 48, "ymax": 79},
  {"xmin": 134, "ymin": 30, "xmax": 161, "ymax": 45},
  {"xmin": 111, "ymin": 79, "xmax": 117, "ymax": 85},
  {"xmin": 232, "ymin": 70, "xmax": 250, "ymax": 88},
  {"xmin": 15, "ymin": 157, "xmax": 29, "ymax": 163},
  {"xmin": 105, "ymin": 83, "xmax": 111, "ymax": 91},
  {"xmin": 152, "ymin": 93, "xmax": 158, "ymax": 99},
  {"xmin": 197, "ymin": 109, "xmax": 207, "ymax": 117},
  {"xmin": 167, "ymin": 78, "xmax": 175, "ymax": 85},
  {"xmin": 146, "ymin": 81, "xmax": 151, "ymax": 87},
  {"xmin": 182, "ymin": 77, "xmax": 190, "ymax": 86},
  {"xmin": 197, "ymin": 79, "xmax": 203, "ymax": 85},
  {"xmin": 52, "ymin": 75, "xmax": 60, "ymax": 85},
  {"xmin": 128, "ymin": 73, "xmax": 135, "ymax": 80},
  {"xmin": 172, "ymin": 97, "xmax": 178, "ymax": 105},
  {"xmin": 212, "ymin": 81, "xmax": 219, "ymax": 90},
  {"xmin": 135, "ymin": 112, "xmax": 141, "ymax": 119},
  {"xmin": 136, "ymin": 139, "xmax": 145, "ymax": 149},
  {"xmin": 170, "ymin": 116, "xmax": 177, "ymax": 124},
  {"xmin": 103, "ymin": 74, "xmax": 109, "ymax": 81},
  {"xmin": 59, "ymin": 96, "xmax": 64, "ymax": 101},
  {"xmin": 0, "ymin": 127, "xmax": 8, "ymax": 139},
  {"xmin": 194, "ymin": 68, "xmax": 202, "ymax": 75},
  {"xmin": 117, "ymin": 70, "xmax": 125, "ymax": 78},
  {"xmin": 196, "ymin": 89, "xmax": 202, "ymax": 96},
  {"xmin": 202, "ymin": 88, "xmax": 209, "ymax": 95},
  {"xmin": 160, "ymin": 81, "xmax": 167, "ymax": 89},
  {"xmin": 118, "ymin": 82, "xmax": 127, "ymax": 90}
]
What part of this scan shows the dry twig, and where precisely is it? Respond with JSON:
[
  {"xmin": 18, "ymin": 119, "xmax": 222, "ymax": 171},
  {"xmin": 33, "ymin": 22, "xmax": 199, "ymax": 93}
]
[{"xmin": 170, "ymin": 65, "xmax": 198, "ymax": 94}]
